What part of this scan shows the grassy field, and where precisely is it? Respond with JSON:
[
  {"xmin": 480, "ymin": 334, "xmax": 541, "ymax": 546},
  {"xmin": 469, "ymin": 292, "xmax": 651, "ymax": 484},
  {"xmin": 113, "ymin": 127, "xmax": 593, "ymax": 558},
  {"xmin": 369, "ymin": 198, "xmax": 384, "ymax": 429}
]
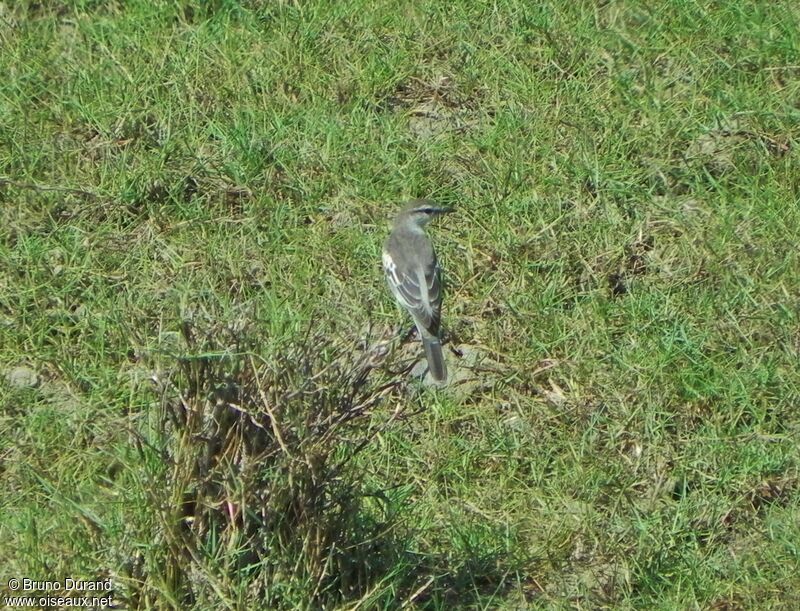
[{"xmin": 2, "ymin": 0, "xmax": 800, "ymax": 608}]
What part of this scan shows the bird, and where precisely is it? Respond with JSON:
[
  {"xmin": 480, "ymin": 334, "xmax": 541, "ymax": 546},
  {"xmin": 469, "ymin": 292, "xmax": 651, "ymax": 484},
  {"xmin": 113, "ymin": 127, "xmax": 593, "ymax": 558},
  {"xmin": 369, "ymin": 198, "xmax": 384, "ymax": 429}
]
[{"xmin": 382, "ymin": 199, "xmax": 453, "ymax": 383}]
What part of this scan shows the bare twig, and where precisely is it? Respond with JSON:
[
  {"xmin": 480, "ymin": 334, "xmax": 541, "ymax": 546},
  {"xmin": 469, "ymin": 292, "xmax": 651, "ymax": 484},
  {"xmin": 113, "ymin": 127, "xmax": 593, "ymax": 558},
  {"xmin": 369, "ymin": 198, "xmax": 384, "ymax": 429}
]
[{"xmin": 0, "ymin": 176, "xmax": 104, "ymax": 201}]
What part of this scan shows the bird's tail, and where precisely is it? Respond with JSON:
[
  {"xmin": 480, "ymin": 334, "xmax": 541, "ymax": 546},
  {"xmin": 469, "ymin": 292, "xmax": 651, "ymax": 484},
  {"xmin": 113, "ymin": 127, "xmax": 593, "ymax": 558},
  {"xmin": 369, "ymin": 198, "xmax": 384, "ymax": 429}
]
[{"xmin": 421, "ymin": 334, "xmax": 447, "ymax": 383}]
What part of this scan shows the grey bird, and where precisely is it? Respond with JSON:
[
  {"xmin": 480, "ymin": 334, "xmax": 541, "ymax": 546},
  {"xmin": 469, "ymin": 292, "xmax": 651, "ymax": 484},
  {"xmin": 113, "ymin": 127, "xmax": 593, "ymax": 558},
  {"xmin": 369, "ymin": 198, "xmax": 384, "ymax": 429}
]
[{"xmin": 382, "ymin": 199, "xmax": 453, "ymax": 383}]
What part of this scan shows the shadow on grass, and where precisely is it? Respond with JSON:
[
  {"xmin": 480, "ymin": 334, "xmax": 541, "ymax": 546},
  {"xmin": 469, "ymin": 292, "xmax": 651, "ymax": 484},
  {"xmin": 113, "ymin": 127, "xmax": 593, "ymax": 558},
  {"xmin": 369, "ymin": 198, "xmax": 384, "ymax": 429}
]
[{"xmin": 395, "ymin": 554, "xmax": 534, "ymax": 608}]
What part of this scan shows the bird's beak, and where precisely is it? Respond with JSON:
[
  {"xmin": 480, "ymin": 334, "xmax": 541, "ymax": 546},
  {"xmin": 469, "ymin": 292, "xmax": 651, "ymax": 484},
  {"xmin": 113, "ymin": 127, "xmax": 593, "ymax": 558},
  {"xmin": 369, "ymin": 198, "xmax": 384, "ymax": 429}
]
[{"xmin": 436, "ymin": 206, "xmax": 454, "ymax": 215}]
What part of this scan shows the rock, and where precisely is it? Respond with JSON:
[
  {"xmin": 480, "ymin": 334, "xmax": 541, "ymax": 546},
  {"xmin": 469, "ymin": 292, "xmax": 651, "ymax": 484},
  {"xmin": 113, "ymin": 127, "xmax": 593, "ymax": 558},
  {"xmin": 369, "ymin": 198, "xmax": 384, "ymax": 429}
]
[{"xmin": 5, "ymin": 365, "xmax": 39, "ymax": 389}]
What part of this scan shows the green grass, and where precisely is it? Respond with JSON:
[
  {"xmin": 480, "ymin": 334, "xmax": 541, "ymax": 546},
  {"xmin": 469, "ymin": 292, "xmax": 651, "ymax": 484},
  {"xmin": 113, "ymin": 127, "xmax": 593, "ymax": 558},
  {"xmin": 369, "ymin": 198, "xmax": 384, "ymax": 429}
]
[{"xmin": 2, "ymin": 0, "xmax": 800, "ymax": 608}]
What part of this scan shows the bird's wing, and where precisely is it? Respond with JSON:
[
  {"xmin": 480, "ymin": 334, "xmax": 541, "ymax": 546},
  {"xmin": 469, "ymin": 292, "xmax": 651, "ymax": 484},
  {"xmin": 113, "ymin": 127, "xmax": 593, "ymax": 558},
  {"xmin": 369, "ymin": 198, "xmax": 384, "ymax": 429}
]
[{"xmin": 383, "ymin": 251, "xmax": 442, "ymax": 336}]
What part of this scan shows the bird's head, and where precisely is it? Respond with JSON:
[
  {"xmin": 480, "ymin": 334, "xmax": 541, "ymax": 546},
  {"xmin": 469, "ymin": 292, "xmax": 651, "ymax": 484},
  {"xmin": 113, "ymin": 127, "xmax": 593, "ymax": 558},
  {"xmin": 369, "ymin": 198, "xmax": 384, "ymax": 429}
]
[{"xmin": 396, "ymin": 199, "xmax": 454, "ymax": 228}]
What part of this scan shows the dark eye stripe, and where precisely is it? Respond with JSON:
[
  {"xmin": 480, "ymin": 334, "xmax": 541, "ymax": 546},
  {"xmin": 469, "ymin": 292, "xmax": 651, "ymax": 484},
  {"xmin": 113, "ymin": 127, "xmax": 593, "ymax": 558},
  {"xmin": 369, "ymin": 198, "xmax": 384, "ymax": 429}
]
[{"xmin": 414, "ymin": 205, "xmax": 449, "ymax": 214}]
